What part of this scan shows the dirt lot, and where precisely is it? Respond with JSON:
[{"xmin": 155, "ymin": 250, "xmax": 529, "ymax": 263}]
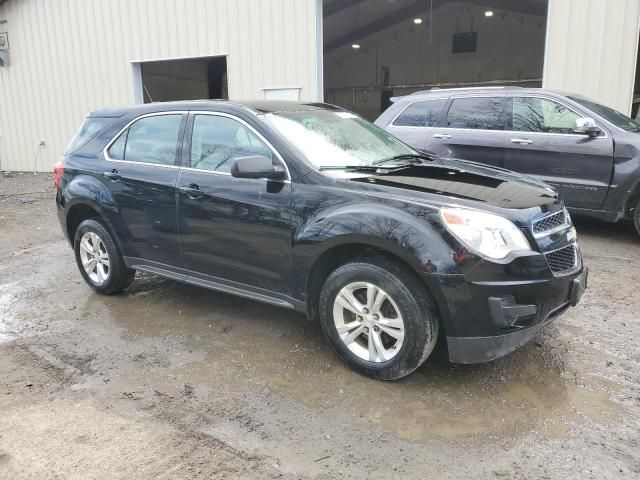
[{"xmin": 0, "ymin": 173, "xmax": 639, "ymax": 479}]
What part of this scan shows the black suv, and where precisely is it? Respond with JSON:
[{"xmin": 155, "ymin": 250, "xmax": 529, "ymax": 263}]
[
  {"xmin": 375, "ymin": 87, "xmax": 640, "ymax": 236},
  {"xmin": 55, "ymin": 101, "xmax": 587, "ymax": 380}
]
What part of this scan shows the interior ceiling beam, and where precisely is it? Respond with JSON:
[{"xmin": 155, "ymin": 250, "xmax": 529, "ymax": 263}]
[
  {"xmin": 463, "ymin": 0, "xmax": 547, "ymax": 17},
  {"xmin": 324, "ymin": 0, "xmax": 445, "ymax": 53},
  {"xmin": 323, "ymin": 0, "xmax": 369, "ymax": 18},
  {"xmin": 323, "ymin": 0, "xmax": 547, "ymax": 53}
]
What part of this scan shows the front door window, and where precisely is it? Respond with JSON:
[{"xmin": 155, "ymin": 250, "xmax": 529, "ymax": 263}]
[
  {"xmin": 511, "ymin": 97, "xmax": 580, "ymax": 134},
  {"xmin": 189, "ymin": 115, "xmax": 272, "ymax": 173}
]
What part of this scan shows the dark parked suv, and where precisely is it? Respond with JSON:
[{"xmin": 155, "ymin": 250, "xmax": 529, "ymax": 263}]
[
  {"xmin": 376, "ymin": 87, "xmax": 640, "ymax": 236},
  {"xmin": 55, "ymin": 100, "xmax": 587, "ymax": 379}
]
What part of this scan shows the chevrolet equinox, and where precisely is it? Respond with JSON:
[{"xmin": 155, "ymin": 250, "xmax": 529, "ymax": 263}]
[{"xmin": 55, "ymin": 101, "xmax": 588, "ymax": 380}]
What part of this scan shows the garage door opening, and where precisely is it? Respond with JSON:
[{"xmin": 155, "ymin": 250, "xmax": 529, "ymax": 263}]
[
  {"xmin": 133, "ymin": 56, "xmax": 228, "ymax": 103},
  {"xmin": 632, "ymin": 34, "xmax": 640, "ymax": 119},
  {"xmin": 323, "ymin": 0, "xmax": 549, "ymax": 120}
]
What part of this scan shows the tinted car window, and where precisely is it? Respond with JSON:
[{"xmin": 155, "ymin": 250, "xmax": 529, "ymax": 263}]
[
  {"xmin": 107, "ymin": 115, "xmax": 182, "ymax": 165},
  {"xmin": 190, "ymin": 115, "xmax": 272, "ymax": 173},
  {"xmin": 125, "ymin": 115, "xmax": 182, "ymax": 165},
  {"xmin": 512, "ymin": 97, "xmax": 580, "ymax": 134},
  {"xmin": 446, "ymin": 97, "xmax": 504, "ymax": 130},
  {"xmin": 66, "ymin": 117, "xmax": 113, "ymax": 154},
  {"xmin": 108, "ymin": 130, "xmax": 127, "ymax": 160},
  {"xmin": 393, "ymin": 99, "xmax": 446, "ymax": 127}
]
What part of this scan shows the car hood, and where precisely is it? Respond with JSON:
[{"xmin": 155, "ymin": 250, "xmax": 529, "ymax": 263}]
[{"xmin": 337, "ymin": 157, "xmax": 559, "ymax": 210}]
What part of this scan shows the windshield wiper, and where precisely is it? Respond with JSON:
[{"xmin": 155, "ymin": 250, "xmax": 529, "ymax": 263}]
[
  {"xmin": 318, "ymin": 164, "xmax": 410, "ymax": 173},
  {"xmin": 372, "ymin": 153, "xmax": 435, "ymax": 166},
  {"xmin": 318, "ymin": 153, "xmax": 435, "ymax": 172}
]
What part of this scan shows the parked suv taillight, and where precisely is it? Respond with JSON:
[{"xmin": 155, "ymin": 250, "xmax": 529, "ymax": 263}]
[{"xmin": 53, "ymin": 159, "xmax": 64, "ymax": 188}]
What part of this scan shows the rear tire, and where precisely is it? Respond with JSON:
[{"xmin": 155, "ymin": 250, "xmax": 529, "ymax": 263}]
[
  {"xmin": 74, "ymin": 219, "xmax": 135, "ymax": 294},
  {"xmin": 634, "ymin": 199, "xmax": 640, "ymax": 238},
  {"xmin": 319, "ymin": 257, "xmax": 438, "ymax": 380}
]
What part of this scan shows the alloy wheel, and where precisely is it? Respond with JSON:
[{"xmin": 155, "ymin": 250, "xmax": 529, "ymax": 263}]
[
  {"xmin": 79, "ymin": 231, "xmax": 110, "ymax": 285},
  {"xmin": 332, "ymin": 282, "xmax": 405, "ymax": 362}
]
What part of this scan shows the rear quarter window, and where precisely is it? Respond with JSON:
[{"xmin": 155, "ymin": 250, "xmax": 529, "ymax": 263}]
[
  {"xmin": 393, "ymin": 99, "xmax": 447, "ymax": 127},
  {"xmin": 65, "ymin": 117, "xmax": 115, "ymax": 154}
]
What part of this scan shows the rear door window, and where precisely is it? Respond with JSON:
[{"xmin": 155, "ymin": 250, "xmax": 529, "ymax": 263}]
[
  {"xmin": 107, "ymin": 114, "xmax": 183, "ymax": 166},
  {"xmin": 393, "ymin": 99, "xmax": 446, "ymax": 127},
  {"xmin": 446, "ymin": 97, "xmax": 505, "ymax": 130}
]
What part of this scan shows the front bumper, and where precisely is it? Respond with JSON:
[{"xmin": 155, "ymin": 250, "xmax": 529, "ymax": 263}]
[{"xmin": 425, "ymin": 261, "xmax": 587, "ymax": 364}]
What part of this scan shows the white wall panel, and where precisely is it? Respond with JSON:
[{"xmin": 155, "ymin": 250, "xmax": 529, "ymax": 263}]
[
  {"xmin": 543, "ymin": 0, "xmax": 640, "ymax": 114},
  {"xmin": 0, "ymin": 0, "xmax": 318, "ymax": 171}
]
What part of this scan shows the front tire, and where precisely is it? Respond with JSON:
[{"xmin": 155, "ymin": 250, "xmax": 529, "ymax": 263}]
[
  {"xmin": 74, "ymin": 219, "xmax": 135, "ymax": 294},
  {"xmin": 319, "ymin": 257, "xmax": 439, "ymax": 380}
]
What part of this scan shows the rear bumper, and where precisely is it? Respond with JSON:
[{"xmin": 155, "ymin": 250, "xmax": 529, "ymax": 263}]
[
  {"xmin": 425, "ymin": 263, "xmax": 588, "ymax": 364},
  {"xmin": 55, "ymin": 191, "xmax": 71, "ymax": 244}
]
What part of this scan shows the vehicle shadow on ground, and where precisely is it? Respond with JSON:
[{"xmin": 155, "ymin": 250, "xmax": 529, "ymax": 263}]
[
  {"xmin": 90, "ymin": 269, "xmax": 603, "ymax": 441},
  {"xmin": 572, "ymin": 215, "xmax": 638, "ymax": 243}
]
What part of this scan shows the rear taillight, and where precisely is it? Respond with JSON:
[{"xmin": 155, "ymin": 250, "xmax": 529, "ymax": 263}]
[{"xmin": 53, "ymin": 160, "xmax": 64, "ymax": 188}]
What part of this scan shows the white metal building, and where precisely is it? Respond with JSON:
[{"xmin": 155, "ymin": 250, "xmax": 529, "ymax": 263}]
[{"xmin": 1, "ymin": 0, "xmax": 639, "ymax": 172}]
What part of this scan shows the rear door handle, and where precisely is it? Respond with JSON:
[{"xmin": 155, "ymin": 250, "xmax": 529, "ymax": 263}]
[
  {"xmin": 103, "ymin": 169, "xmax": 121, "ymax": 181},
  {"xmin": 179, "ymin": 184, "xmax": 204, "ymax": 199},
  {"xmin": 511, "ymin": 138, "xmax": 534, "ymax": 145},
  {"xmin": 433, "ymin": 134, "xmax": 452, "ymax": 139}
]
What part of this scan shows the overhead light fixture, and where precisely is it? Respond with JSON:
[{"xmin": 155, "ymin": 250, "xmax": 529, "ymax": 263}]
[
  {"xmin": 413, "ymin": 18, "xmax": 423, "ymax": 24},
  {"xmin": 485, "ymin": 10, "xmax": 494, "ymax": 17},
  {"xmin": 351, "ymin": 44, "xmax": 361, "ymax": 49}
]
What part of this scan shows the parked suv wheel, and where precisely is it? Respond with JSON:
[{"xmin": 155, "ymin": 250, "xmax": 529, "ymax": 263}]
[
  {"xmin": 73, "ymin": 219, "xmax": 135, "ymax": 294},
  {"xmin": 319, "ymin": 257, "xmax": 439, "ymax": 380},
  {"xmin": 634, "ymin": 199, "xmax": 640, "ymax": 237}
]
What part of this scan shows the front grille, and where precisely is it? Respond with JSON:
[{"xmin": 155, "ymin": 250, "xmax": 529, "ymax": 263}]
[
  {"xmin": 532, "ymin": 210, "xmax": 567, "ymax": 235},
  {"xmin": 545, "ymin": 244, "xmax": 577, "ymax": 274}
]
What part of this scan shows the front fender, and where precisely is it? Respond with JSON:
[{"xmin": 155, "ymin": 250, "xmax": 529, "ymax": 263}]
[
  {"xmin": 607, "ymin": 138, "xmax": 640, "ymax": 217},
  {"xmin": 290, "ymin": 201, "xmax": 477, "ymax": 301}
]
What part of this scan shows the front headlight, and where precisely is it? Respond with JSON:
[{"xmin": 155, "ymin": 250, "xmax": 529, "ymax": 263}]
[{"xmin": 440, "ymin": 207, "xmax": 532, "ymax": 260}]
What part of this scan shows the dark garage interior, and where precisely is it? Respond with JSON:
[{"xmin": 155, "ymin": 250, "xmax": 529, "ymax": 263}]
[
  {"xmin": 139, "ymin": 55, "xmax": 228, "ymax": 103},
  {"xmin": 323, "ymin": 0, "xmax": 549, "ymax": 120}
]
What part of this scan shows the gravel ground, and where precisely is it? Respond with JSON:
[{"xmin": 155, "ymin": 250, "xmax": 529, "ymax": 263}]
[{"xmin": 0, "ymin": 172, "xmax": 639, "ymax": 479}]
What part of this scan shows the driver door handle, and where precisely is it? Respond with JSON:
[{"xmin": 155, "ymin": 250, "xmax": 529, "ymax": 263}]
[
  {"xmin": 511, "ymin": 138, "xmax": 534, "ymax": 145},
  {"xmin": 179, "ymin": 184, "xmax": 204, "ymax": 199},
  {"xmin": 433, "ymin": 133, "xmax": 452, "ymax": 139}
]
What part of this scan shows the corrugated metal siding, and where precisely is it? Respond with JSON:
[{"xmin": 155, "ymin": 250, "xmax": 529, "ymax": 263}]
[
  {"xmin": 0, "ymin": 0, "xmax": 318, "ymax": 172},
  {"xmin": 543, "ymin": 0, "xmax": 640, "ymax": 114}
]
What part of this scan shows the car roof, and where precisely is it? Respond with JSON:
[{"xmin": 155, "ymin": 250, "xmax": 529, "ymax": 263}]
[
  {"xmin": 88, "ymin": 100, "xmax": 341, "ymax": 118},
  {"xmin": 391, "ymin": 86, "xmax": 576, "ymax": 102}
]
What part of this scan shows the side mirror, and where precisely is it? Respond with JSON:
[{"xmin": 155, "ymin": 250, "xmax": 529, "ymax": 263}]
[
  {"xmin": 230, "ymin": 155, "xmax": 286, "ymax": 180},
  {"xmin": 573, "ymin": 117, "xmax": 602, "ymax": 138}
]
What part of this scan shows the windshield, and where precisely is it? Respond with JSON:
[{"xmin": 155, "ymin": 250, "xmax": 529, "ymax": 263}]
[
  {"xmin": 568, "ymin": 96, "xmax": 640, "ymax": 133},
  {"xmin": 262, "ymin": 109, "xmax": 417, "ymax": 168}
]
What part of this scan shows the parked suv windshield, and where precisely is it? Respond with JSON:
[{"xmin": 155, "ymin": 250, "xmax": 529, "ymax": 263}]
[
  {"xmin": 263, "ymin": 109, "xmax": 417, "ymax": 168},
  {"xmin": 568, "ymin": 95, "xmax": 640, "ymax": 133}
]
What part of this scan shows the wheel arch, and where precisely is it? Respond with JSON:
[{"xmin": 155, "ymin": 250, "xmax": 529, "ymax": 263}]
[
  {"xmin": 65, "ymin": 202, "xmax": 102, "ymax": 246},
  {"xmin": 624, "ymin": 179, "xmax": 640, "ymax": 217},
  {"xmin": 63, "ymin": 174, "xmax": 123, "ymax": 250},
  {"xmin": 305, "ymin": 241, "xmax": 428, "ymax": 320},
  {"xmin": 292, "ymin": 204, "xmax": 457, "ymax": 326}
]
